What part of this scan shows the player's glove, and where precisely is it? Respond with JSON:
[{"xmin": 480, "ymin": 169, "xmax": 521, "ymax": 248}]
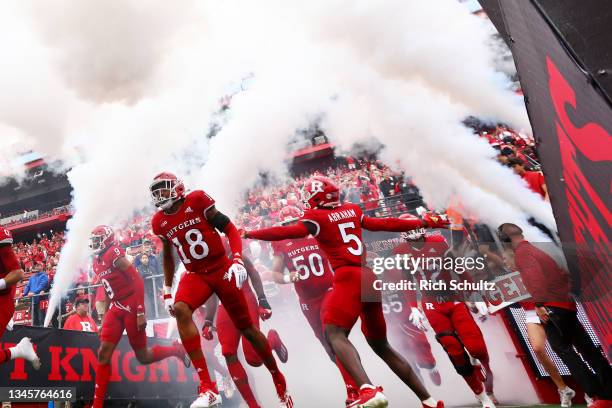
[
  {"xmin": 202, "ymin": 319, "xmax": 215, "ymax": 340},
  {"xmin": 224, "ymin": 258, "xmax": 248, "ymax": 289},
  {"xmin": 422, "ymin": 212, "xmax": 450, "ymax": 229},
  {"xmin": 408, "ymin": 307, "xmax": 426, "ymax": 330},
  {"xmin": 258, "ymin": 297, "xmax": 272, "ymax": 321},
  {"xmin": 163, "ymin": 286, "xmax": 175, "ymax": 317}
]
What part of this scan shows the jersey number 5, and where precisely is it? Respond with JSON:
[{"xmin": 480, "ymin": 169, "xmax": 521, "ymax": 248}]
[
  {"xmin": 172, "ymin": 228, "xmax": 209, "ymax": 264},
  {"xmin": 338, "ymin": 222, "xmax": 363, "ymax": 256}
]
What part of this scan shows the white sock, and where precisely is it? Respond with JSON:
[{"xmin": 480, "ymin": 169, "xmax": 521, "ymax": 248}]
[
  {"xmin": 422, "ymin": 397, "xmax": 437, "ymax": 407},
  {"xmin": 476, "ymin": 391, "xmax": 489, "ymax": 402},
  {"xmin": 360, "ymin": 384, "xmax": 375, "ymax": 390}
]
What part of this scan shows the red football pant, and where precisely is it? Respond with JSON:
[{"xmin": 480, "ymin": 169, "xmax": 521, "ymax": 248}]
[
  {"xmin": 322, "ymin": 266, "xmax": 386, "ymax": 340},
  {"xmin": 216, "ymin": 286, "xmax": 261, "ymax": 365},
  {"xmin": 301, "ymin": 291, "xmax": 357, "ymax": 390},
  {"xmin": 175, "ymin": 266, "xmax": 253, "ymax": 330},
  {"xmin": 99, "ymin": 300, "xmax": 147, "ymax": 350},
  {"xmin": 424, "ymin": 302, "xmax": 489, "ymax": 375}
]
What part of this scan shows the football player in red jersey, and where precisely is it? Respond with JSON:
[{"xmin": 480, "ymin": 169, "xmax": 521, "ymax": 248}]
[
  {"xmin": 90, "ymin": 225, "xmax": 189, "ymax": 408},
  {"xmin": 202, "ymin": 253, "xmax": 288, "ymax": 408},
  {"xmin": 270, "ymin": 217, "xmax": 362, "ymax": 407},
  {"xmin": 0, "ymin": 228, "xmax": 40, "ymax": 369},
  {"xmin": 150, "ymin": 172, "xmax": 292, "ymax": 408},
  {"xmin": 381, "ymin": 262, "xmax": 441, "ymax": 387},
  {"xmin": 392, "ymin": 225, "xmax": 497, "ymax": 408},
  {"xmin": 244, "ymin": 176, "xmax": 446, "ymax": 408}
]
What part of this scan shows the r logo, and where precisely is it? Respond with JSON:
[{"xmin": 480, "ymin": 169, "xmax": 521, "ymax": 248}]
[
  {"xmin": 310, "ymin": 180, "xmax": 324, "ymax": 194},
  {"xmin": 80, "ymin": 322, "xmax": 93, "ymax": 332},
  {"xmin": 425, "ymin": 303, "xmax": 434, "ymax": 310},
  {"xmin": 301, "ymin": 303, "xmax": 309, "ymax": 311}
]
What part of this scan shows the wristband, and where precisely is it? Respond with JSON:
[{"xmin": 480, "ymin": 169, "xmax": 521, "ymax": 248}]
[
  {"xmin": 163, "ymin": 285, "xmax": 172, "ymax": 296},
  {"xmin": 0, "ymin": 279, "xmax": 6, "ymax": 290},
  {"xmin": 283, "ymin": 274, "xmax": 291, "ymax": 284}
]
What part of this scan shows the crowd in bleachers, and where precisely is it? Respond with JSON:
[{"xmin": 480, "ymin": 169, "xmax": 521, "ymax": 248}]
[{"xmin": 8, "ymin": 124, "xmax": 547, "ymax": 331}]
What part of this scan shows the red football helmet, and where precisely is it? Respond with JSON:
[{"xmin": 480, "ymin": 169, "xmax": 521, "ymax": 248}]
[
  {"xmin": 89, "ymin": 225, "xmax": 115, "ymax": 254},
  {"xmin": 399, "ymin": 213, "xmax": 426, "ymax": 241},
  {"xmin": 150, "ymin": 172, "xmax": 185, "ymax": 210},
  {"xmin": 301, "ymin": 176, "xmax": 340, "ymax": 209}
]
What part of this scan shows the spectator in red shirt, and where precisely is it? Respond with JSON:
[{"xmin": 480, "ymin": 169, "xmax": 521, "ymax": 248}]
[
  {"xmin": 63, "ymin": 298, "xmax": 98, "ymax": 333},
  {"xmin": 498, "ymin": 223, "xmax": 612, "ymax": 404},
  {"xmin": 508, "ymin": 158, "xmax": 549, "ymax": 200}
]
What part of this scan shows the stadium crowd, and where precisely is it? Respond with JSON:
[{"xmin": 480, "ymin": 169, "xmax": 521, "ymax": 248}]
[{"xmin": 8, "ymin": 124, "xmax": 543, "ymax": 331}]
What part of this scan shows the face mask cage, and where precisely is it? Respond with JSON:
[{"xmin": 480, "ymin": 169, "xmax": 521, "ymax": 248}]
[{"xmin": 150, "ymin": 179, "xmax": 179, "ymax": 209}]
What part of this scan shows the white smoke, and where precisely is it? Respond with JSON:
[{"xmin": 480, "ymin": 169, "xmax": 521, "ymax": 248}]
[{"xmin": 0, "ymin": 0, "xmax": 558, "ymax": 402}]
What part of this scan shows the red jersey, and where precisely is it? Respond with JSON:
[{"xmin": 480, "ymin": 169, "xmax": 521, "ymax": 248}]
[
  {"xmin": 63, "ymin": 313, "xmax": 99, "ymax": 332},
  {"xmin": 301, "ymin": 203, "xmax": 366, "ymax": 270},
  {"xmin": 514, "ymin": 240, "xmax": 575, "ymax": 311},
  {"xmin": 0, "ymin": 228, "xmax": 20, "ymax": 296},
  {"xmin": 392, "ymin": 235, "xmax": 463, "ymax": 301},
  {"xmin": 271, "ymin": 237, "xmax": 333, "ymax": 301},
  {"xmin": 92, "ymin": 244, "xmax": 139, "ymax": 303},
  {"xmin": 151, "ymin": 190, "xmax": 228, "ymax": 273}
]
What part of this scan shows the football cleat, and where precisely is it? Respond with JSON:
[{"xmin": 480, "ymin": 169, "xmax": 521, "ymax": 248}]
[
  {"xmin": 475, "ymin": 391, "xmax": 496, "ymax": 408},
  {"xmin": 345, "ymin": 385, "xmax": 359, "ymax": 407},
  {"xmin": 279, "ymin": 393, "xmax": 294, "ymax": 408},
  {"xmin": 12, "ymin": 337, "xmax": 41, "ymax": 370},
  {"xmin": 558, "ymin": 386, "xmax": 575, "ymax": 407},
  {"xmin": 347, "ymin": 385, "xmax": 388, "ymax": 408},
  {"xmin": 487, "ymin": 393, "xmax": 499, "ymax": 405},
  {"xmin": 190, "ymin": 384, "xmax": 222, "ymax": 408},
  {"xmin": 268, "ymin": 330, "xmax": 289, "ymax": 363}
]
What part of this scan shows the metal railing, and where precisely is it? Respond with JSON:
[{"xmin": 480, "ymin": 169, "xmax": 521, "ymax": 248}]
[{"xmin": 13, "ymin": 273, "xmax": 166, "ymax": 328}]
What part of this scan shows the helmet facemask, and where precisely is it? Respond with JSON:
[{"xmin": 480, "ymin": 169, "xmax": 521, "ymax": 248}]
[
  {"xmin": 401, "ymin": 228, "xmax": 426, "ymax": 241},
  {"xmin": 150, "ymin": 178, "xmax": 182, "ymax": 210}
]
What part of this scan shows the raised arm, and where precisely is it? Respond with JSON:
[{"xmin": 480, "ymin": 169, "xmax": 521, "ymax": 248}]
[
  {"xmin": 362, "ymin": 212, "xmax": 449, "ymax": 232},
  {"xmin": 245, "ymin": 222, "xmax": 312, "ymax": 241}
]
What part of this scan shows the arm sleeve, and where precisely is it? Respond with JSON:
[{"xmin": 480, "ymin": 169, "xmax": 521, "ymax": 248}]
[
  {"xmin": 223, "ymin": 222, "xmax": 243, "ymax": 258},
  {"xmin": 0, "ymin": 246, "xmax": 20, "ymax": 272},
  {"xmin": 248, "ymin": 222, "xmax": 310, "ymax": 241},
  {"xmin": 362, "ymin": 216, "xmax": 424, "ymax": 232}
]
